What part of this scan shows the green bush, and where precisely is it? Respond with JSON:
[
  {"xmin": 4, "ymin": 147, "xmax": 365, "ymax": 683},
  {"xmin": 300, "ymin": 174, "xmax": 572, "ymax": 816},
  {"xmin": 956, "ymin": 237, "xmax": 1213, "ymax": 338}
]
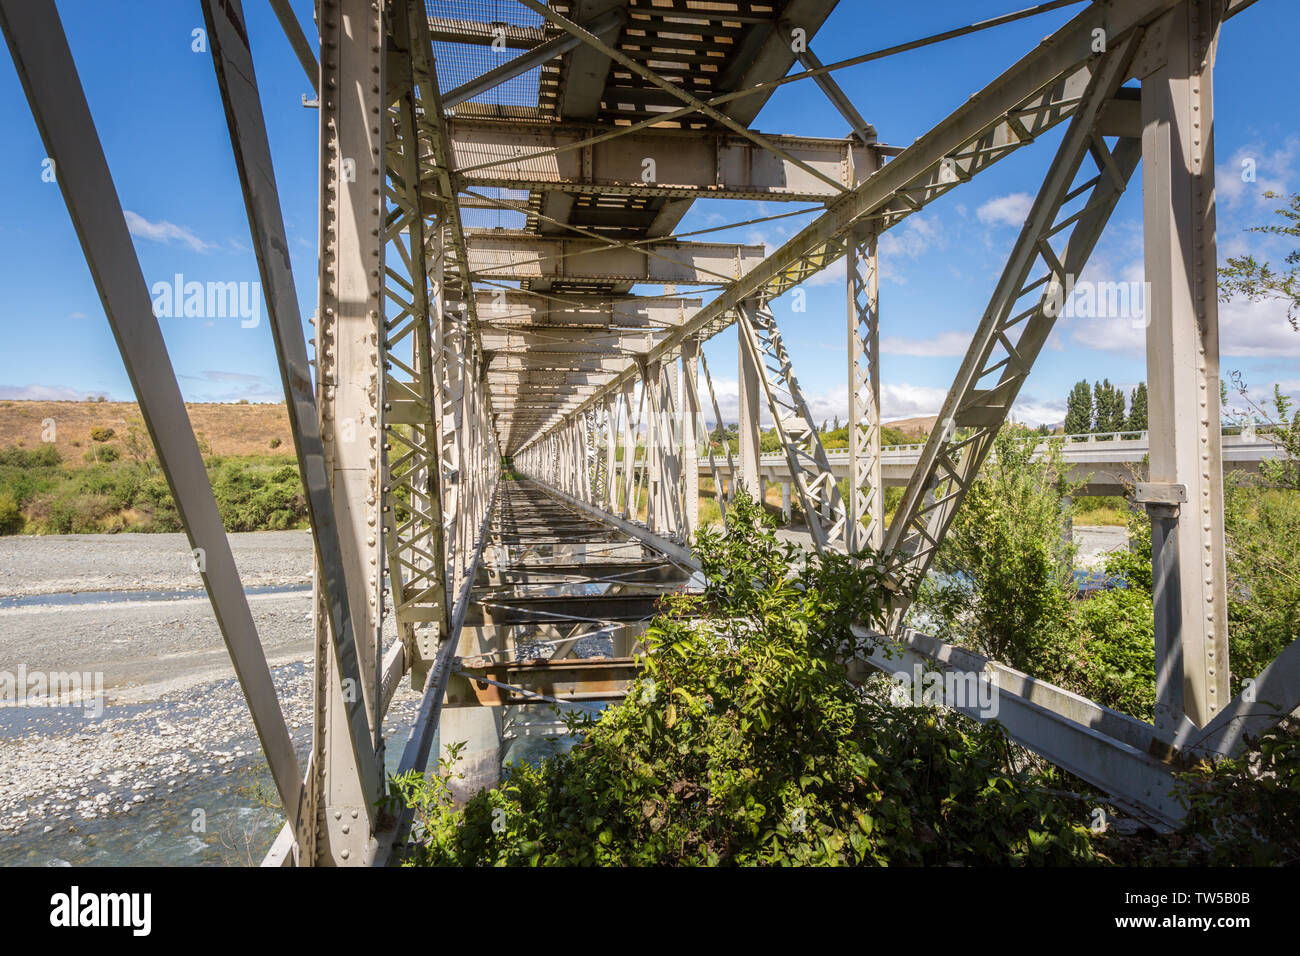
[
  {"xmin": 389, "ymin": 491, "xmax": 1099, "ymax": 867},
  {"xmin": 0, "ymin": 491, "xmax": 22, "ymax": 534},
  {"xmin": 0, "ymin": 444, "xmax": 305, "ymax": 534},
  {"xmin": 1224, "ymin": 485, "xmax": 1300, "ymax": 695},
  {"xmin": 1055, "ymin": 587, "xmax": 1156, "ymax": 720},
  {"xmin": 1139, "ymin": 718, "xmax": 1300, "ymax": 866},
  {"xmin": 39, "ymin": 493, "xmax": 116, "ymax": 534},
  {"xmin": 911, "ymin": 431, "xmax": 1160, "ymax": 720},
  {"xmin": 912, "ymin": 428, "xmax": 1075, "ymax": 672},
  {"xmin": 0, "ymin": 444, "xmax": 61, "ymax": 469},
  {"xmin": 208, "ymin": 459, "xmax": 307, "ymax": 531}
]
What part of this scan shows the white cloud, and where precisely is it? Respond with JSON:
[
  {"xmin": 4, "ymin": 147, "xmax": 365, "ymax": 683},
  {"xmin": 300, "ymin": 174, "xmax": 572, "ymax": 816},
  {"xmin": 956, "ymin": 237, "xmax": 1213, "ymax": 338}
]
[
  {"xmin": 125, "ymin": 210, "xmax": 216, "ymax": 253},
  {"xmin": 1216, "ymin": 137, "xmax": 1299, "ymax": 209},
  {"xmin": 880, "ymin": 383, "xmax": 948, "ymax": 420},
  {"xmin": 1066, "ymin": 292, "xmax": 1300, "ymax": 358},
  {"xmin": 701, "ymin": 378, "xmax": 947, "ymax": 428},
  {"xmin": 699, "ymin": 377, "xmax": 1070, "ymax": 436},
  {"xmin": 875, "ymin": 214, "xmax": 944, "ymax": 283},
  {"xmin": 881, "ymin": 330, "xmax": 971, "ymax": 357},
  {"xmin": 1010, "ymin": 396, "xmax": 1066, "ymax": 428},
  {"xmin": 1219, "ymin": 296, "xmax": 1300, "ymax": 357},
  {"xmin": 0, "ymin": 383, "xmax": 98, "ymax": 400},
  {"xmin": 977, "ymin": 192, "xmax": 1034, "ymax": 227},
  {"xmin": 878, "ymin": 214, "xmax": 940, "ymax": 259},
  {"xmin": 178, "ymin": 370, "xmax": 281, "ymax": 402}
]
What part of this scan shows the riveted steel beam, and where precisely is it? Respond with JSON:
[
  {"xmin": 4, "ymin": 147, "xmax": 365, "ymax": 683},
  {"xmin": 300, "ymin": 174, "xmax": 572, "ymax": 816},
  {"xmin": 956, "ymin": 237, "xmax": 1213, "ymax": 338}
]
[
  {"xmin": 447, "ymin": 117, "xmax": 868, "ymax": 200},
  {"xmin": 466, "ymin": 231, "xmax": 764, "ymax": 284}
]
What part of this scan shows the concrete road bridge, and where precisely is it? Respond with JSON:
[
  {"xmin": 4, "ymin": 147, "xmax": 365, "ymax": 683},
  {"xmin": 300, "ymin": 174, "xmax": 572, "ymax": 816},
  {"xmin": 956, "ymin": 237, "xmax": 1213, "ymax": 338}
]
[
  {"xmin": 650, "ymin": 428, "xmax": 1286, "ymax": 511},
  {"xmin": 2, "ymin": 0, "xmax": 1294, "ymax": 866}
]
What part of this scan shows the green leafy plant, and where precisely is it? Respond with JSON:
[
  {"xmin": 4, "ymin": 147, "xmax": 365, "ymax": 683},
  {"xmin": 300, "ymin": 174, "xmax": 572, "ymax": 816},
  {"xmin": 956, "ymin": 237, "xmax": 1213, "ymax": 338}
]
[
  {"xmin": 912, "ymin": 428, "xmax": 1076, "ymax": 672},
  {"xmin": 1142, "ymin": 719, "xmax": 1300, "ymax": 866},
  {"xmin": 389, "ymin": 490, "xmax": 1099, "ymax": 867}
]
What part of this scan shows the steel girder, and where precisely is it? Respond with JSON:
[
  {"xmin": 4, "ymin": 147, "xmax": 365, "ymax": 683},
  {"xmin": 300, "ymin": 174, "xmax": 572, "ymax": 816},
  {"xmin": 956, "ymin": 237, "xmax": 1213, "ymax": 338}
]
[
  {"xmin": 522, "ymin": 0, "xmax": 1187, "ymax": 442},
  {"xmin": 882, "ymin": 38, "xmax": 1143, "ymax": 607},
  {"xmin": 312, "ymin": 0, "xmax": 391, "ymax": 865},
  {"xmin": 698, "ymin": 349, "xmax": 736, "ymax": 522},
  {"xmin": 205, "ymin": 0, "xmax": 385, "ymax": 864},
  {"xmin": 1139, "ymin": 0, "xmax": 1230, "ymax": 731},
  {"xmin": 851, "ymin": 624, "xmax": 1190, "ymax": 829},
  {"xmin": 737, "ymin": 300, "xmax": 848, "ymax": 550},
  {"xmin": 465, "ymin": 231, "xmax": 764, "ymax": 285},
  {"xmin": 680, "ymin": 338, "xmax": 702, "ymax": 538},
  {"xmin": 382, "ymin": 5, "xmax": 451, "ymax": 691},
  {"xmin": 446, "ymin": 118, "xmax": 869, "ymax": 201},
  {"xmin": 465, "ymin": 291, "xmax": 699, "ymax": 327},
  {"xmin": 846, "ymin": 221, "xmax": 883, "ymax": 553}
]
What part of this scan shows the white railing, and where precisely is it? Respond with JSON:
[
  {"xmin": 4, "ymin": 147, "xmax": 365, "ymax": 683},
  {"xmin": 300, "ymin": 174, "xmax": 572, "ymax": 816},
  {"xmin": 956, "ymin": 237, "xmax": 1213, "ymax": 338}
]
[{"xmin": 665, "ymin": 424, "xmax": 1283, "ymax": 471}]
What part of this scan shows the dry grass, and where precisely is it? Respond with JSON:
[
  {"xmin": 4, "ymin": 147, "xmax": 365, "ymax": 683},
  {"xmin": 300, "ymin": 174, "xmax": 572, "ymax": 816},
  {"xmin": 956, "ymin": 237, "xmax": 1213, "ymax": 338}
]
[{"xmin": 0, "ymin": 400, "xmax": 294, "ymax": 466}]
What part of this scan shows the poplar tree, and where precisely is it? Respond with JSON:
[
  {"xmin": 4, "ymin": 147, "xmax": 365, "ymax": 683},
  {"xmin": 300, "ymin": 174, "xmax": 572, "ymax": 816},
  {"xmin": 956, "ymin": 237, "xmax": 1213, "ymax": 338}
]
[{"xmin": 1065, "ymin": 380, "xmax": 1093, "ymax": 435}]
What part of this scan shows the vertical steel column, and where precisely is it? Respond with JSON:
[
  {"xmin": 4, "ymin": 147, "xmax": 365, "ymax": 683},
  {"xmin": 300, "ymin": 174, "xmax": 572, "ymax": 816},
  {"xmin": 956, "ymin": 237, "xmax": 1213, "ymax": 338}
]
[
  {"xmin": 314, "ymin": 0, "xmax": 386, "ymax": 865},
  {"xmin": 737, "ymin": 303, "xmax": 763, "ymax": 496},
  {"xmin": 681, "ymin": 338, "xmax": 702, "ymax": 537},
  {"xmin": 657, "ymin": 359, "xmax": 684, "ymax": 538},
  {"xmin": 644, "ymin": 360, "xmax": 662, "ymax": 532},
  {"xmin": 847, "ymin": 221, "xmax": 883, "ymax": 553},
  {"xmin": 603, "ymin": 395, "xmax": 619, "ymax": 513},
  {"xmin": 379, "ymin": 1, "xmax": 452, "ymax": 694},
  {"xmin": 620, "ymin": 377, "xmax": 638, "ymax": 519},
  {"xmin": 1140, "ymin": 0, "xmax": 1229, "ymax": 729},
  {"xmin": 699, "ymin": 350, "xmax": 735, "ymax": 517}
]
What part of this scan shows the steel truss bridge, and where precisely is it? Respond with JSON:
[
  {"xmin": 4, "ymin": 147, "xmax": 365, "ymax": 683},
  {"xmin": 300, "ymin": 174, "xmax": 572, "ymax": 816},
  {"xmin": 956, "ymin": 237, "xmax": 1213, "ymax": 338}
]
[{"xmin": 1, "ymin": 0, "xmax": 1293, "ymax": 866}]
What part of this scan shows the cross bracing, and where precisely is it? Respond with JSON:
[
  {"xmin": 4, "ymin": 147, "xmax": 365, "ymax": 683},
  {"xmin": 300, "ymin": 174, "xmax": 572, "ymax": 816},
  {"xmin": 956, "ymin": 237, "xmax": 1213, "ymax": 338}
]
[{"xmin": 0, "ymin": 0, "xmax": 1289, "ymax": 865}]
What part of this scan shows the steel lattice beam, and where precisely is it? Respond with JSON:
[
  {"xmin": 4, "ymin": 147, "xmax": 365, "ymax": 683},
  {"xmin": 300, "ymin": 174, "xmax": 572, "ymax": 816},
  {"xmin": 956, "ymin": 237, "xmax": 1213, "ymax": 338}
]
[{"xmin": 883, "ymin": 39, "xmax": 1143, "ymax": 607}]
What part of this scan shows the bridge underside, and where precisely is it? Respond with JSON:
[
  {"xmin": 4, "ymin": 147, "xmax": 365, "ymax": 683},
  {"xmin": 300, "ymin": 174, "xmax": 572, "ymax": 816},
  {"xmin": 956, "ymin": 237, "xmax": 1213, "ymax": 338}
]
[
  {"xmin": 4, "ymin": 0, "xmax": 1294, "ymax": 867},
  {"xmin": 437, "ymin": 477, "xmax": 696, "ymax": 802}
]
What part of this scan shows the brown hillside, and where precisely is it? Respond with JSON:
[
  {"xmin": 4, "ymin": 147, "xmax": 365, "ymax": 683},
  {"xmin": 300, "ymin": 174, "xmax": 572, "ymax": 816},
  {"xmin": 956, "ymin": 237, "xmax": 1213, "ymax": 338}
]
[
  {"xmin": 0, "ymin": 400, "xmax": 294, "ymax": 465},
  {"xmin": 882, "ymin": 415, "xmax": 936, "ymax": 439},
  {"xmin": 0, "ymin": 400, "xmax": 940, "ymax": 466}
]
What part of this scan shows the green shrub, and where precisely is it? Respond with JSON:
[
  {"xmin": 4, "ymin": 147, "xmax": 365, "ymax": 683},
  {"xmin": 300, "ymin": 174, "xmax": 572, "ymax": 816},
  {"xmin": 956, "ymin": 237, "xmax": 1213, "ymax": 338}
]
[
  {"xmin": 0, "ymin": 491, "xmax": 22, "ymax": 534},
  {"xmin": 912, "ymin": 428, "xmax": 1075, "ymax": 672},
  {"xmin": 389, "ymin": 491, "xmax": 1099, "ymax": 867},
  {"xmin": 209, "ymin": 459, "xmax": 307, "ymax": 531},
  {"xmin": 1055, "ymin": 587, "xmax": 1156, "ymax": 720},
  {"xmin": 1224, "ymin": 485, "xmax": 1300, "ymax": 695},
  {"xmin": 38, "ymin": 492, "xmax": 115, "ymax": 534},
  {"xmin": 0, "ymin": 444, "xmax": 61, "ymax": 469},
  {"xmin": 89, "ymin": 426, "xmax": 115, "ymax": 443},
  {"xmin": 1140, "ymin": 718, "xmax": 1300, "ymax": 866}
]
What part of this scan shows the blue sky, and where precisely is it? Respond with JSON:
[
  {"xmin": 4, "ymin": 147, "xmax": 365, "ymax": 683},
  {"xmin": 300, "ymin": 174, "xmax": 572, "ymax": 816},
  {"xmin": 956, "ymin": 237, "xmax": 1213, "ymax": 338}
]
[{"xmin": 0, "ymin": 0, "xmax": 1296, "ymax": 432}]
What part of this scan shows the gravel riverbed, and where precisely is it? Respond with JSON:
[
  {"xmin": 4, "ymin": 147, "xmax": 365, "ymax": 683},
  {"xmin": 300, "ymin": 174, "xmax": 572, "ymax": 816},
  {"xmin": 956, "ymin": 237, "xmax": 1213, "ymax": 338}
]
[{"xmin": 0, "ymin": 531, "xmax": 422, "ymax": 861}]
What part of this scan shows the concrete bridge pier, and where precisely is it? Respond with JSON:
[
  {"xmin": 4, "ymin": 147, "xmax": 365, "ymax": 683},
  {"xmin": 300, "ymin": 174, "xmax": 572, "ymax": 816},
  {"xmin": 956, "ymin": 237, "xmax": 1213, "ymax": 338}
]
[{"xmin": 441, "ymin": 673, "xmax": 505, "ymax": 803}]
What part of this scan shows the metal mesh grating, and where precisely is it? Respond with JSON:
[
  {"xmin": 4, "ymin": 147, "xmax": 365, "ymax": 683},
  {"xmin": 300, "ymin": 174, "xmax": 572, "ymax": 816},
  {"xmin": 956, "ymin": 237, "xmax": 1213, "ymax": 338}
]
[{"xmin": 426, "ymin": 0, "xmax": 564, "ymax": 119}]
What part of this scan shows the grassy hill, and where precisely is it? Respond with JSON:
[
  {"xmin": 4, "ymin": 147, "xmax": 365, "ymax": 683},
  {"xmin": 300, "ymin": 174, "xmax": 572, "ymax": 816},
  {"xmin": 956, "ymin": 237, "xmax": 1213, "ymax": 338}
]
[{"xmin": 0, "ymin": 399, "xmax": 294, "ymax": 466}]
